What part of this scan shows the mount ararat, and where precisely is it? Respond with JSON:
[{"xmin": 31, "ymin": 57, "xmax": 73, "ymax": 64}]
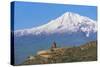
[{"xmin": 14, "ymin": 12, "xmax": 97, "ymax": 64}]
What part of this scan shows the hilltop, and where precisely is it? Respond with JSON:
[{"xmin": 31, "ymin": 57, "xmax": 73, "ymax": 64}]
[{"xmin": 21, "ymin": 41, "xmax": 97, "ymax": 65}]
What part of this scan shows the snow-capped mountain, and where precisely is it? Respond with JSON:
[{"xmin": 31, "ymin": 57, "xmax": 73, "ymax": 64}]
[
  {"xmin": 14, "ymin": 12, "xmax": 97, "ymax": 37},
  {"xmin": 14, "ymin": 12, "xmax": 97, "ymax": 65}
]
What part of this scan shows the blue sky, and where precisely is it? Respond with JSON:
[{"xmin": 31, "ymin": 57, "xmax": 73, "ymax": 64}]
[{"xmin": 13, "ymin": 1, "xmax": 97, "ymax": 30}]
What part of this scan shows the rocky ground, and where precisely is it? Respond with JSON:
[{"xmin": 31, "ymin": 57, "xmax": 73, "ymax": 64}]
[{"xmin": 20, "ymin": 41, "xmax": 97, "ymax": 65}]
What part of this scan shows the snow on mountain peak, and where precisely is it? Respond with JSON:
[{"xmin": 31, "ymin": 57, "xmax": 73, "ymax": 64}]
[{"xmin": 14, "ymin": 12, "xmax": 97, "ymax": 37}]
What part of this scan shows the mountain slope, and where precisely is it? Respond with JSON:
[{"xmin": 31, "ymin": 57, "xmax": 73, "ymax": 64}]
[{"xmin": 14, "ymin": 12, "xmax": 97, "ymax": 37}]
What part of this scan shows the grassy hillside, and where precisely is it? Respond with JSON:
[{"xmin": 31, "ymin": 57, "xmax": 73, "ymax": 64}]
[{"xmin": 21, "ymin": 41, "xmax": 97, "ymax": 65}]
